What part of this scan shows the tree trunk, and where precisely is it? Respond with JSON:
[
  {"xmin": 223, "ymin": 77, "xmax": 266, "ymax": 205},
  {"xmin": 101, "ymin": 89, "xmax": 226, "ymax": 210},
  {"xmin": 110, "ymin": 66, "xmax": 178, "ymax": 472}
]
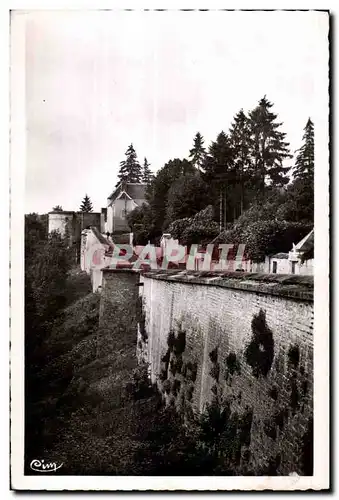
[
  {"xmin": 219, "ymin": 189, "xmax": 223, "ymax": 231},
  {"xmin": 240, "ymin": 161, "xmax": 244, "ymax": 215},
  {"xmin": 223, "ymin": 186, "xmax": 227, "ymax": 228}
]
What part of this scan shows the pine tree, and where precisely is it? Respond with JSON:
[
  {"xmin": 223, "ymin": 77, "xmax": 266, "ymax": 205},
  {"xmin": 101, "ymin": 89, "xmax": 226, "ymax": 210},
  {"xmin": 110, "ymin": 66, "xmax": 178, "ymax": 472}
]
[
  {"xmin": 229, "ymin": 109, "xmax": 252, "ymax": 215},
  {"xmin": 248, "ymin": 96, "xmax": 291, "ymax": 197},
  {"xmin": 294, "ymin": 118, "xmax": 314, "ymax": 182},
  {"xmin": 277, "ymin": 118, "xmax": 314, "ymax": 223},
  {"xmin": 189, "ymin": 132, "xmax": 206, "ymax": 170},
  {"xmin": 202, "ymin": 131, "xmax": 235, "ymax": 229},
  {"xmin": 116, "ymin": 144, "xmax": 142, "ymax": 185},
  {"xmin": 79, "ymin": 194, "xmax": 93, "ymax": 212},
  {"xmin": 142, "ymin": 157, "xmax": 153, "ymax": 184}
]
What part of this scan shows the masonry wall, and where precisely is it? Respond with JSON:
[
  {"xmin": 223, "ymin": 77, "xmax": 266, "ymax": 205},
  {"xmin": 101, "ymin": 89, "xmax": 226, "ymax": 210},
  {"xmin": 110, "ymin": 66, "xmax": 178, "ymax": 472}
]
[{"xmin": 137, "ymin": 270, "xmax": 313, "ymax": 476}]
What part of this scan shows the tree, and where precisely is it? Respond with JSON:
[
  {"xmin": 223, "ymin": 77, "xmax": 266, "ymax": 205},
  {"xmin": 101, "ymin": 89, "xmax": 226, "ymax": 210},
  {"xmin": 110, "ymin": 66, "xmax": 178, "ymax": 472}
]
[
  {"xmin": 294, "ymin": 118, "xmax": 314, "ymax": 182},
  {"xmin": 248, "ymin": 96, "xmax": 291, "ymax": 197},
  {"xmin": 165, "ymin": 172, "xmax": 212, "ymax": 224},
  {"xmin": 79, "ymin": 194, "xmax": 93, "ymax": 212},
  {"xmin": 127, "ymin": 204, "xmax": 155, "ymax": 245},
  {"xmin": 202, "ymin": 131, "xmax": 235, "ymax": 229},
  {"xmin": 229, "ymin": 109, "xmax": 253, "ymax": 215},
  {"xmin": 117, "ymin": 144, "xmax": 142, "ymax": 185},
  {"xmin": 276, "ymin": 119, "xmax": 314, "ymax": 223},
  {"xmin": 146, "ymin": 158, "xmax": 195, "ymax": 236},
  {"xmin": 52, "ymin": 205, "xmax": 63, "ymax": 212},
  {"xmin": 142, "ymin": 157, "xmax": 153, "ymax": 184},
  {"xmin": 168, "ymin": 206, "xmax": 219, "ymax": 246},
  {"xmin": 189, "ymin": 132, "xmax": 206, "ymax": 171}
]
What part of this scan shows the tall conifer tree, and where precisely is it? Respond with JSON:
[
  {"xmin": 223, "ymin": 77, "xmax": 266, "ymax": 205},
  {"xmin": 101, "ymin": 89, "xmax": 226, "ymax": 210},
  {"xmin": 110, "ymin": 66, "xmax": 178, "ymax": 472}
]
[
  {"xmin": 79, "ymin": 194, "xmax": 93, "ymax": 212},
  {"xmin": 248, "ymin": 96, "xmax": 291, "ymax": 197},
  {"xmin": 294, "ymin": 118, "xmax": 314, "ymax": 182},
  {"xmin": 142, "ymin": 157, "xmax": 153, "ymax": 184},
  {"xmin": 116, "ymin": 144, "xmax": 142, "ymax": 185},
  {"xmin": 229, "ymin": 109, "xmax": 252, "ymax": 214},
  {"xmin": 189, "ymin": 132, "xmax": 206, "ymax": 171},
  {"xmin": 202, "ymin": 131, "xmax": 235, "ymax": 229}
]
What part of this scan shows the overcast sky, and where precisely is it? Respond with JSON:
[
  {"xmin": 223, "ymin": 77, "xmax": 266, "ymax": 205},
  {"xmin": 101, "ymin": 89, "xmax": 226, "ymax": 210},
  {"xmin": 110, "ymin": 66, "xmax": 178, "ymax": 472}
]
[{"xmin": 24, "ymin": 10, "xmax": 328, "ymax": 214}]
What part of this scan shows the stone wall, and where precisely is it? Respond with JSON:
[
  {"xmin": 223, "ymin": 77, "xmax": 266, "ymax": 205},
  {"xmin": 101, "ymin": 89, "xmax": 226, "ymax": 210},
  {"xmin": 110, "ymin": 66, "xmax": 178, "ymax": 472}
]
[{"xmin": 136, "ymin": 270, "xmax": 313, "ymax": 475}]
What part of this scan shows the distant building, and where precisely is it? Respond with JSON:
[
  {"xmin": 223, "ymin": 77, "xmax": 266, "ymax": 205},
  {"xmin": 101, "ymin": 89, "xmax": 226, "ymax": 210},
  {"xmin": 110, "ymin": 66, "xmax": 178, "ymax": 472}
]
[
  {"xmin": 105, "ymin": 182, "xmax": 147, "ymax": 234},
  {"xmin": 260, "ymin": 229, "xmax": 314, "ymax": 275},
  {"xmin": 288, "ymin": 229, "xmax": 314, "ymax": 275},
  {"xmin": 48, "ymin": 210, "xmax": 102, "ymax": 262}
]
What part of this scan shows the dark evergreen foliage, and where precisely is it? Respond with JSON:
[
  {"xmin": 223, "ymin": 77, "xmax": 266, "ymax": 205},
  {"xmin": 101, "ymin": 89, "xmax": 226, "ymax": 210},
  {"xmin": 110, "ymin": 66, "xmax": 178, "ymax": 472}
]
[
  {"xmin": 116, "ymin": 143, "xmax": 142, "ymax": 185},
  {"xmin": 142, "ymin": 157, "xmax": 153, "ymax": 184},
  {"xmin": 248, "ymin": 96, "xmax": 292, "ymax": 195},
  {"xmin": 189, "ymin": 132, "xmax": 206, "ymax": 170},
  {"xmin": 79, "ymin": 194, "xmax": 93, "ymax": 212}
]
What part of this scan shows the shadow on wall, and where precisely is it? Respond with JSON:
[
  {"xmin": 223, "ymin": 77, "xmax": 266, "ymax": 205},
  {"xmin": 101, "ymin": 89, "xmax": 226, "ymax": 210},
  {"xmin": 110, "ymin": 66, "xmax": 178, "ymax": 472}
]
[{"xmin": 134, "ymin": 271, "xmax": 313, "ymax": 475}]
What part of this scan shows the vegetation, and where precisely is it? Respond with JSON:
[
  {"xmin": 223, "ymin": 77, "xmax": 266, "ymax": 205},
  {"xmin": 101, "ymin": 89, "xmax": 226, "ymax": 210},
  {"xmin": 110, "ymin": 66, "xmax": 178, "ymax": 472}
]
[
  {"xmin": 142, "ymin": 157, "xmax": 153, "ymax": 184},
  {"xmin": 116, "ymin": 143, "xmax": 143, "ymax": 185},
  {"xmin": 126, "ymin": 97, "xmax": 314, "ymax": 257},
  {"xmin": 79, "ymin": 194, "xmax": 93, "ymax": 212},
  {"xmin": 25, "ymin": 211, "xmax": 312, "ymax": 476},
  {"xmin": 25, "ymin": 216, "xmax": 239, "ymax": 475},
  {"xmin": 52, "ymin": 205, "xmax": 63, "ymax": 212}
]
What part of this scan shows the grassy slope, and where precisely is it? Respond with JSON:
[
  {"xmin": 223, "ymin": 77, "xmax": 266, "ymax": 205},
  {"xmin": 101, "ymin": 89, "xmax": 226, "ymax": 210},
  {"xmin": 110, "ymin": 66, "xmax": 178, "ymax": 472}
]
[{"xmin": 26, "ymin": 269, "xmax": 169, "ymax": 475}]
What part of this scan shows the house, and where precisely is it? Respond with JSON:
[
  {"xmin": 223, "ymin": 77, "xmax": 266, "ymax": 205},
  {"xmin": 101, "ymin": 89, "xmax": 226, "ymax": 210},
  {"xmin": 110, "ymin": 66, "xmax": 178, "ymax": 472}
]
[
  {"xmin": 288, "ymin": 229, "xmax": 314, "ymax": 275},
  {"xmin": 105, "ymin": 182, "xmax": 147, "ymax": 234},
  {"xmin": 267, "ymin": 253, "xmax": 290, "ymax": 274},
  {"xmin": 262, "ymin": 229, "xmax": 314, "ymax": 275}
]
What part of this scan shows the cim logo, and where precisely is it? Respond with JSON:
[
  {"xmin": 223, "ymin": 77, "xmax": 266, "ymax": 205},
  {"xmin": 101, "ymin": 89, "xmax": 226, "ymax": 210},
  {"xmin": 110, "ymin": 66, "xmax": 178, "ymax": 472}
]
[{"xmin": 30, "ymin": 459, "xmax": 63, "ymax": 473}]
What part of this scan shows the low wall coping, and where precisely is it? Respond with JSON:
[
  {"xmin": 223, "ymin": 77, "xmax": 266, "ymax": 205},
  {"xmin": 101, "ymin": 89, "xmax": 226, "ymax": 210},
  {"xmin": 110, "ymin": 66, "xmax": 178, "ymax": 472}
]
[
  {"xmin": 140, "ymin": 270, "xmax": 313, "ymax": 301},
  {"xmin": 102, "ymin": 267, "xmax": 139, "ymax": 275}
]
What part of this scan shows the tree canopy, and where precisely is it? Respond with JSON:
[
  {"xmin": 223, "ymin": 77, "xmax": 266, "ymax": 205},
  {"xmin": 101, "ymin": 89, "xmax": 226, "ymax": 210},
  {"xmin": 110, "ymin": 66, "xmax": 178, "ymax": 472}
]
[
  {"xmin": 142, "ymin": 157, "xmax": 153, "ymax": 184},
  {"xmin": 117, "ymin": 144, "xmax": 142, "ymax": 185},
  {"xmin": 189, "ymin": 132, "xmax": 206, "ymax": 170},
  {"xmin": 125, "ymin": 98, "xmax": 313, "ymax": 256},
  {"xmin": 79, "ymin": 194, "xmax": 93, "ymax": 212}
]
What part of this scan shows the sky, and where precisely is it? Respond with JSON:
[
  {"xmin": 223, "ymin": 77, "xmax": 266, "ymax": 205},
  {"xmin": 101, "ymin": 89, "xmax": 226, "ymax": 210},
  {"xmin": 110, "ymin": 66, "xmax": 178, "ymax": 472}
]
[{"xmin": 24, "ymin": 10, "xmax": 328, "ymax": 214}]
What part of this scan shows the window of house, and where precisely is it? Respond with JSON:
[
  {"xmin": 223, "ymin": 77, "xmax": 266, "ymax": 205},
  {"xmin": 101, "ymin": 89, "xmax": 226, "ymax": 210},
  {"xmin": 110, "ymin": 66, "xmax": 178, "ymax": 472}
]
[{"xmin": 272, "ymin": 261, "xmax": 277, "ymax": 274}]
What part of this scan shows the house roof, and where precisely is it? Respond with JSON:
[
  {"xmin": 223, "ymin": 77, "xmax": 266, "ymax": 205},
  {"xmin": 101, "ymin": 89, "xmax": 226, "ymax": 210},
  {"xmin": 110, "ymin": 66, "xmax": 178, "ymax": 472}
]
[
  {"xmin": 108, "ymin": 182, "xmax": 147, "ymax": 204},
  {"xmin": 271, "ymin": 253, "xmax": 289, "ymax": 259},
  {"xmin": 48, "ymin": 210, "xmax": 75, "ymax": 215},
  {"xmin": 294, "ymin": 229, "xmax": 314, "ymax": 252}
]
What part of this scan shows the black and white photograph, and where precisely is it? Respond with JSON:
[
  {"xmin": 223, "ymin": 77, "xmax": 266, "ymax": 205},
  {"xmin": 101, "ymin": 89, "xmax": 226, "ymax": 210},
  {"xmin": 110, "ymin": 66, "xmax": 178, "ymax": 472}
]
[{"xmin": 9, "ymin": 6, "xmax": 329, "ymax": 491}]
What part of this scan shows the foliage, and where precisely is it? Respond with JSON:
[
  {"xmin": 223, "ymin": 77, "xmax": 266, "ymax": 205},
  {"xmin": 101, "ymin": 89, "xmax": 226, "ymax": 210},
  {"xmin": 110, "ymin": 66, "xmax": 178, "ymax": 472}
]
[
  {"xmin": 276, "ymin": 178, "xmax": 313, "ymax": 223},
  {"xmin": 248, "ymin": 95, "xmax": 292, "ymax": 194},
  {"xmin": 79, "ymin": 194, "xmax": 93, "ymax": 212},
  {"xmin": 128, "ymin": 158, "xmax": 194, "ymax": 241},
  {"xmin": 142, "ymin": 157, "xmax": 153, "ymax": 184},
  {"xmin": 168, "ymin": 205, "xmax": 219, "ymax": 245},
  {"xmin": 127, "ymin": 203, "xmax": 155, "ymax": 245},
  {"xmin": 294, "ymin": 118, "xmax": 314, "ymax": 182},
  {"xmin": 116, "ymin": 143, "xmax": 142, "ymax": 185},
  {"xmin": 228, "ymin": 109, "xmax": 253, "ymax": 214},
  {"xmin": 202, "ymin": 131, "xmax": 235, "ymax": 227},
  {"xmin": 167, "ymin": 217, "xmax": 191, "ymax": 241},
  {"xmin": 189, "ymin": 132, "xmax": 206, "ymax": 170},
  {"xmin": 52, "ymin": 205, "xmax": 63, "ymax": 212},
  {"xmin": 25, "ymin": 227, "xmax": 74, "ymax": 343},
  {"xmin": 165, "ymin": 171, "xmax": 212, "ymax": 224},
  {"xmin": 214, "ymin": 196, "xmax": 313, "ymax": 262}
]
